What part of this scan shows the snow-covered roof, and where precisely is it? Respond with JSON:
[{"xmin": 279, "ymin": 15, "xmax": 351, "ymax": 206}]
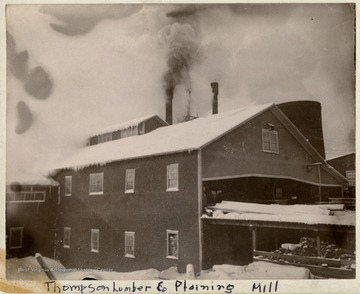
[
  {"xmin": 89, "ymin": 114, "xmax": 164, "ymax": 137},
  {"xmin": 6, "ymin": 173, "xmax": 59, "ymax": 186},
  {"xmin": 204, "ymin": 201, "xmax": 355, "ymax": 226},
  {"xmin": 56, "ymin": 103, "xmax": 274, "ymax": 170}
]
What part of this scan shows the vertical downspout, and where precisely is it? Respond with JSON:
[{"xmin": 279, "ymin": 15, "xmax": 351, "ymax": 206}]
[
  {"xmin": 318, "ymin": 165, "xmax": 322, "ymax": 202},
  {"xmin": 197, "ymin": 149, "xmax": 203, "ymax": 271}
]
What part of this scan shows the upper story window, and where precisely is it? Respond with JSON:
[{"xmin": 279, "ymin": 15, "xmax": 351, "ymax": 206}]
[
  {"xmin": 125, "ymin": 169, "xmax": 135, "ymax": 193},
  {"xmin": 89, "ymin": 173, "xmax": 104, "ymax": 195},
  {"xmin": 262, "ymin": 129, "xmax": 279, "ymax": 154},
  {"xmin": 9, "ymin": 227, "xmax": 23, "ymax": 249},
  {"xmin": 98, "ymin": 133, "xmax": 112, "ymax": 143},
  {"xmin": 131, "ymin": 126, "xmax": 138, "ymax": 136},
  {"xmin": 346, "ymin": 170, "xmax": 355, "ymax": 186},
  {"xmin": 63, "ymin": 227, "xmax": 71, "ymax": 248},
  {"xmin": 91, "ymin": 229, "xmax": 100, "ymax": 253},
  {"xmin": 124, "ymin": 231, "xmax": 135, "ymax": 258},
  {"xmin": 65, "ymin": 176, "xmax": 72, "ymax": 196},
  {"xmin": 166, "ymin": 164, "xmax": 179, "ymax": 191},
  {"xmin": 121, "ymin": 126, "xmax": 138, "ymax": 138},
  {"xmin": 166, "ymin": 230, "xmax": 179, "ymax": 259}
]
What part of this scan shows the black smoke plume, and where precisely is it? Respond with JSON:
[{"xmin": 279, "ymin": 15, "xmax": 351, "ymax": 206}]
[{"xmin": 161, "ymin": 23, "xmax": 201, "ymax": 101}]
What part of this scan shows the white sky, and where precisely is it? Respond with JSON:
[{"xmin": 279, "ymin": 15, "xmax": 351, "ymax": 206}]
[{"xmin": 5, "ymin": 4, "xmax": 355, "ymax": 182}]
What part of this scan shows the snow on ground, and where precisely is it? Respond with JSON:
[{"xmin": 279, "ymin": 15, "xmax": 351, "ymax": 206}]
[
  {"xmin": 6, "ymin": 256, "xmax": 312, "ymax": 280},
  {"xmin": 198, "ymin": 262, "xmax": 312, "ymax": 280},
  {"xmin": 204, "ymin": 209, "xmax": 355, "ymax": 226}
]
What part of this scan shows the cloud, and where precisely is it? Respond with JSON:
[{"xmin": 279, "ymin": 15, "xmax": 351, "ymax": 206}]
[
  {"xmin": 166, "ymin": 4, "xmax": 215, "ymax": 18},
  {"xmin": 40, "ymin": 4, "xmax": 143, "ymax": 36}
]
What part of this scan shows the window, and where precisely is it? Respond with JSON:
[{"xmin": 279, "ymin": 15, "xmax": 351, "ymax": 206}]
[
  {"xmin": 89, "ymin": 173, "xmax": 104, "ymax": 195},
  {"xmin": 166, "ymin": 230, "xmax": 179, "ymax": 259},
  {"xmin": 6, "ymin": 191, "xmax": 45, "ymax": 203},
  {"xmin": 63, "ymin": 227, "xmax": 71, "ymax": 248},
  {"xmin": 9, "ymin": 227, "xmax": 23, "ymax": 249},
  {"xmin": 98, "ymin": 133, "xmax": 112, "ymax": 143},
  {"xmin": 262, "ymin": 129, "xmax": 279, "ymax": 153},
  {"xmin": 65, "ymin": 176, "xmax": 72, "ymax": 196},
  {"xmin": 125, "ymin": 231, "xmax": 135, "ymax": 258},
  {"xmin": 275, "ymin": 188, "xmax": 283, "ymax": 199},
  {"xmin": 167, "ymin": 164, "xmax": 179, "ymax": 191},
  {"xmin": 131, "ymin": 126, "xmax": 138, "ymax": 136},
  {"xmin": 125, "ymin": 169, "xmax": 135, "ymax": 193},
  {"xmin": 91, "ymin": 229, "xmax": 99, "ymax": 252},
  {"xmin": 346, "ymin": 170, "xmax": 356, "ymax": 186}
]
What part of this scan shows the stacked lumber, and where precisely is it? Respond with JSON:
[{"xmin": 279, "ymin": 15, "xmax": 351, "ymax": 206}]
[{"xmin": 208, "ymin": 201, "xmax": 344, "ymax": 216}]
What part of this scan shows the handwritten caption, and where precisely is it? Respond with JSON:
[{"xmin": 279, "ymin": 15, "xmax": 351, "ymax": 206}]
[{"xmin": 43, "ymin": 280, "xmax": 279, "ymax": 293}]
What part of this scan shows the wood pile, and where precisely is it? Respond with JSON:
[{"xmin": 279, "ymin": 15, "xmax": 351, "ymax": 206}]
[{"xmin": 275, "ymin": 237, "xmax": 353, "ymax": 259}]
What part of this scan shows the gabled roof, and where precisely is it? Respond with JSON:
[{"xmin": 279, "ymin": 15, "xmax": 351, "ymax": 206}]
[
  {"xmin": 56, "ymin": 103, "xmax": 274, "ymax": 170},
  {"xmin": 271, "ymin": 106, "xmax": 348, "ymax": 183},
  {"xmin": 89, "ymin": 114, "xmax": 167, "ymax": 137},
  {"xmin": 326, "ymin": 152, "xmax": 355, "ymax": 162},
  {"xmin": 6, "ymin": 173, "xmax": 59, "ymax": 186},
  {"xmin": 54, "ymin": 102, "xmax": 347, "ymax": 184}
]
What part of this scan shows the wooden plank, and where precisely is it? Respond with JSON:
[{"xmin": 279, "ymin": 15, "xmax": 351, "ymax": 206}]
[
  {"xmin": 254, "ymin": 250, "xmax": 341, "ymax": 267},
  {"xmin": 254, "ymin": 257, "xmax": 355, "ymax": 279},
  {"xmin": 203, "ymin": 218, "xmax": 355, "ymax": 233}
]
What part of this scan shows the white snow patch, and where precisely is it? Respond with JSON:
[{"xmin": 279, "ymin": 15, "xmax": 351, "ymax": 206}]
[
  {"xmin": 89, "ymin": 114, "xmax": 161, "ymax": 137},
  {"xmin": 204, "ymin": 208, "xmax": 355, "ymax": 226},
  {"xmin": 198, "ymin": 262, "xmax": 312, "ymax": 279},
  {"xmin": 209, "ymin": 201, "xmax": 338, "ymax": 216},
  {"xmin": 6, "ymin": 172, "xmax": 59, "ymax": 186},
  {"xmin": 6, "ymin": 257, "xmax": 311, "ymax": 280}
]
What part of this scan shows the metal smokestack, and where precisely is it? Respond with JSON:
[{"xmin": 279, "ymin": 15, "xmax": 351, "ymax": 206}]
[
  {"xmin": 166, "ymin": 101, "xmax": 173, "ymax": 125},
  {"xmin": 211, "ymin": 82, "xmax": 219, "ymax": 115},
  {"xmin": 165, "ymin": 87, "xmax": 174, "ymax": 125}
]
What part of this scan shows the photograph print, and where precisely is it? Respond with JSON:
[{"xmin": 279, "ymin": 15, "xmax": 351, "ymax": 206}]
[{"xmin": 5, "ymin": 3, "xmax": 356, "ymax": 282}]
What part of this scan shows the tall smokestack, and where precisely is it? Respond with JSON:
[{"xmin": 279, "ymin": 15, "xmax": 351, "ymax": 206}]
[
  {"xmin": 165, "ymin": 87, "xmax": 174, "ymax": 125},
  {"xmin": 211, "ymin": 82, "xmax": 219, "ymax": 115}
]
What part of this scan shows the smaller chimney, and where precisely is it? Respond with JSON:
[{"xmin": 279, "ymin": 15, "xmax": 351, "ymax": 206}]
[
  {"xmin": 166, "ymin": 100, "xmax": 173, "ymax": 125},
  {"xmin": 211, "ymin": 82, "xmax": 219, "ymax": 115}
]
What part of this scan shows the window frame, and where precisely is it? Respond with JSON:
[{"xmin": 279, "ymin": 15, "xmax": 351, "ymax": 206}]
[
  {"xmin": 346, "ymin": 170, "xmax": 356, "ymax": 186},
  {"xmin": 125, "ymin": 169, "xmax": 135, "ymax": 194},
  {"xmin": 124, "ymin": 231, "xmax": 135, "ymax": 258},
  {"xmin": 6, "ymin": 191, "xmax": 45, "ymax": 203},
  {"xmin": 63, "ymin": 227, "xmax": 71, "ymax": 248},
  {"xmin": 166, "ymin": 163, "xmax": 179, "ymax": 192},
  {"xmin": 91, "ymin": 229, "xmax": 100, "ymax": 253},
  {"xmin": 9, "ymin": 227, "xmax": 23, "ymax": 249},
  {"xmin": 89, "ymin": 172, "xmax": 104, "ymax": 195},
  {"xmin": 98, "ymin": 133, "xmax": 112, "ymax": 143},
  {"xmin": 262, "ymin": 129, "xmax": 279, "ymax": 154},
  {"xmin": 166, "ymin": 230, "xmax": 179, "ymax": 260},
  {"xmin": 275, "ymin": 187, "xmax": 283, "ymax": 199},
  {"xmin": 65, "ymin": 176, "xmax": 72, "ymax": 196}
]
